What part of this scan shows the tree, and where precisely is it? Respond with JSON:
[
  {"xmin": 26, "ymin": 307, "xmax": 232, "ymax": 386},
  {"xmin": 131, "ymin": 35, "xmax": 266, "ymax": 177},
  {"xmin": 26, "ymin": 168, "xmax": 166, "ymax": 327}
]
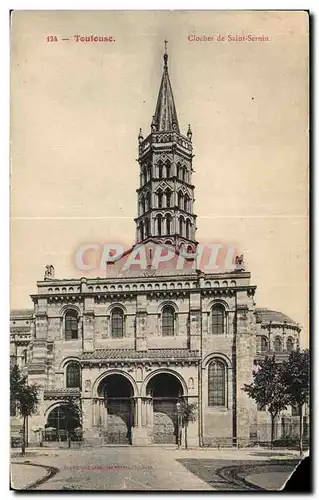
[
  {"xmin": 10, "ymin": 365, "xmax": 39, "ymax": 455},
  {"xmin": 282, "ymin": 349, "xmax": 310, "ymax": 456},
  {"xmin": 62, "ymin": 398, "xmax": 82, "ymax": 448},
  {"xmin": 10, "ymin": 365, "xmax": 25, "ymax": 415},
  {"xmin": 180, "ymin": 400, "xmax": 198, "ymax": 450},
  {"xmin": 243, "ymin": 356, "xmax": 290, "ymax": 448}
]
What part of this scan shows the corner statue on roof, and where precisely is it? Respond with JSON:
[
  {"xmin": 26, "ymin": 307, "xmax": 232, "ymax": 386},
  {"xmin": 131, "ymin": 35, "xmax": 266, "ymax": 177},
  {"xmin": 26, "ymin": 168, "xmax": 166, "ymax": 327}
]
[{"xmin": 44, "ymin": 265, "xmax": 55, "ymax": 280}]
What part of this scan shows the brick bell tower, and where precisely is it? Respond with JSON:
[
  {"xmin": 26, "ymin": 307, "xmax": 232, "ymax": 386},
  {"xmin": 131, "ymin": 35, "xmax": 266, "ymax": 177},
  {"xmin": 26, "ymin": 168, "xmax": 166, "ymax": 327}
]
[{"xmin": 135, "ymin": 43, "xmax": 198, "ymax": 254}]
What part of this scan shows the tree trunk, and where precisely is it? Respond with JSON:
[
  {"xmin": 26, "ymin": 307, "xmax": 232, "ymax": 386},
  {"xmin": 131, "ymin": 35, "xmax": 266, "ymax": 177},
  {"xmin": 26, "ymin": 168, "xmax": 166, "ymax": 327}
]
[
  {"xmin": 185, "ymin": 424, "xmax": 188, "ymax": 450},
  {"xmin": 299, "ymin": 404, "xmax": 303, "ymax": 456},
  {"xmin": 270, "ymin": 414, "xmax": 276, "ymax": 449},
  {"xmin": 67, "ymin": 430, "xmax": 71, "ymax": 449},
  {"xmin": 21, "ymin": 416, "xmax": 26, "ymax": 455}
]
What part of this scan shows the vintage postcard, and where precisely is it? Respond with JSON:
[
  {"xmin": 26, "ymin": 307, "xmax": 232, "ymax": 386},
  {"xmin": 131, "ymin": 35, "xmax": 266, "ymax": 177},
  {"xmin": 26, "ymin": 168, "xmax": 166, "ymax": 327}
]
[{"xmin": 10, "ymin": 10, "xmax": 309, "ymax": 491}]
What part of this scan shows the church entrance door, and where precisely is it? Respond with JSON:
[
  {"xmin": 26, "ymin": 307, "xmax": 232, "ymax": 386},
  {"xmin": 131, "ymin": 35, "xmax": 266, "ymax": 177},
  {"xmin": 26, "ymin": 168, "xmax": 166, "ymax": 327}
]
[
  {"xmin": 146, "ymin": 373, "xmax": 184, "ymax": 445},
  {"xmin": 106, "ymin": 397, "xmax": 133, "ymax": 444},
  {"xmin": 97, "ymin": 374, "xmax": 134, "ymax": 445}
]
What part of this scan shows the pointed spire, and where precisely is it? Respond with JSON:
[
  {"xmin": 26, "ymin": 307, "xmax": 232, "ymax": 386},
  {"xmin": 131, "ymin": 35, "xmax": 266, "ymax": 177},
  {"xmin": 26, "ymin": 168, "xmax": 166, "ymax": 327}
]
[
  {"xmin": 187, "ymin": 124, "xmax": 193, "ymax": 142},
  {"xmin": 152, "ymin": 41, "xmax": 180, "ymax": 133}
]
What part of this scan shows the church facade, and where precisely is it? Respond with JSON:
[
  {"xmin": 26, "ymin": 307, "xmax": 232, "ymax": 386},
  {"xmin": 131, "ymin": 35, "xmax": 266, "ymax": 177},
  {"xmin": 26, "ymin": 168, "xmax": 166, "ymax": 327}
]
[{"xmin": 10, "ymin": 48, "xmax": 302, "ymax": 447}]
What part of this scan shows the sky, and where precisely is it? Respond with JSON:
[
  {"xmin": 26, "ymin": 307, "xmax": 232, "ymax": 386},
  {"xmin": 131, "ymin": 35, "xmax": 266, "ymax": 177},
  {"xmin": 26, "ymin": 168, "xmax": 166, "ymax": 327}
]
[{"xmin": 10, "ymin": 10, "xmax": 309, "ymax": 345}]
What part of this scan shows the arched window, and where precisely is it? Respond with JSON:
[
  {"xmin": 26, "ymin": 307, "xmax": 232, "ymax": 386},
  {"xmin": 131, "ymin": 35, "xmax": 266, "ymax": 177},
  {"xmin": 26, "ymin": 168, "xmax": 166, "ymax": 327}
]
[
  {"xmin": 286, "ymin": 337, "xmax": 294, "ymax": 352},
  {"xmin": 182, "ymin": 167, "xmax": 186, "ymax": 181},
  {"xmin": 166, "ymin": 160, "xmax": 171, "ymax": 178},
  {"xmin": 140, "ymin": 221, "xmax": 144, "ymax": 241},
  {"xmin": 65, "ymin": 310, "xmax": 79, "ymax": 340},
  {"xmin": 147, "ymin": 192, "xmax": 151, "ymax": 211},
  {"xmin": 184, "ymin": 194, "xmax": 190, "ymax": 212},
  {"xmin": 141, "ymin": 197, "xmax": 146, "ymax": 214},
  {"xmin": 111, "ymin": 308, "xmax": 124, "ymax": 338},
  {"xmin": 166, "ymin": 215, "xmax": 172, "ymax": 235},
  {"xmin": 148, "ymin": 164, "xmax": 152, "ymax": 181},
  {"xmin": 162, "ymin": 305, "xmax": 175, "ymax": 336},
  {"xmin": 211, "ymin": 305, "xmax": 225, "ymax": 335},
  {"xmin": 165, "ymin": 189, "xmax": 171, "ymax": 207},
  {"xmin": 157, "ymin": 189, "xmax": 163, "ymax": 208},
  {"xmin": 158, "ymin": 161, "xmax": 163, "ymax": 179},
  {"xmin": 274, "ymin": 337, "xmax": 282, "ymax": 352},
  {"xmin": 261, "ymin": 336, "xmax": 268, "ymax": 352},
  {"xmin": 176, "ymin": 162, "xmax": 181, "ymax": 179},
  {"xmin": 66, "ymin": 362, "xmax": 81, "ymax": 388},
  {"xmin": 157, "ymin": 215, "xmax": 162, "ymax": 236},
  {"xmin": 145, "ymin": 218, "xmax": 149, "ymax": 238},
  {"xmin": 208, "ymin": 360, "xmax": 226, "ymax": 407},
  {"xmin": 179, "ymin": 216, "xmax": 184, "ymax": 237},
  {"xmin": 178, "ymin": 192, "xmax": 184, "ymax": 209},
  {"xmin": 142, "ymin": 169, "xmax": 147, "ymax": 185},
  {"xmin": 186, "ymin": 220, "xmax": 191, "ymax": 239}
]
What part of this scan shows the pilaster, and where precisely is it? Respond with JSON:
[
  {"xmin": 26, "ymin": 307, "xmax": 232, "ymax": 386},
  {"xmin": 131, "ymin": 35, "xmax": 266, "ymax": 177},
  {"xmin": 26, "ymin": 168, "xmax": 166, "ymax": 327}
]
[
  {"xmin": 83, "ymin": 297, "xmax": 95, "ymax": 352},
  {"xmin": 235, "ymin": 290, "xmax": 256, "ymax": 445},
  {"xmin": 189, "ymin": 291, "xmax": 201, "ymax": 351},
  {"xmin": 135, "ymin": 294, "xmax": 147, "ymax": 351}
]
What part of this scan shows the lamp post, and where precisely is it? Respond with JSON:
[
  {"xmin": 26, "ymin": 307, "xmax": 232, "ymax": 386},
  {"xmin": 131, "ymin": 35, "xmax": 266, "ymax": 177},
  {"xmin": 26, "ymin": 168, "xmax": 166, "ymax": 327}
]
[{"xmin": 176, "ymin": 402, "xmax": 182, "ymax": 448}]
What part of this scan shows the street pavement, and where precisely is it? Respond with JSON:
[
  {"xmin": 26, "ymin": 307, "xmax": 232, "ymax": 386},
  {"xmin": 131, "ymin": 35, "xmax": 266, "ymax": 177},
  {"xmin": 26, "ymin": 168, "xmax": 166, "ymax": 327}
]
[
  {"xmin": 245, "ymin": 471, "xmax": 293, "ymax": 490},
  {"xmin": 10, "ymin": 446, "xmax": 302, "ymax": 491},
  {"xmin": 11, "ymin": 463, "xmax": 50, "ymax": 490},
  {"xmin": 177, "ymin": 457, "xmax": 299, "ymax": 491}
]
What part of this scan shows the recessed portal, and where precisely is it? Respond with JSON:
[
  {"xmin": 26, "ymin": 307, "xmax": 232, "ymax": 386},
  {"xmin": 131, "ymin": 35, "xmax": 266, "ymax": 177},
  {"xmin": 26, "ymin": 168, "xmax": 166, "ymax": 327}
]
[
  {"xmin": 146, "ymin": 373, "xmax": 184, "ymax": 444},
  {"xmin": 97, "ymin": 374, "xmax": 134, "ymax": 445},
  {"xmin": 45, "ymin": 404, "xmax": 81, "ymax": 442}
]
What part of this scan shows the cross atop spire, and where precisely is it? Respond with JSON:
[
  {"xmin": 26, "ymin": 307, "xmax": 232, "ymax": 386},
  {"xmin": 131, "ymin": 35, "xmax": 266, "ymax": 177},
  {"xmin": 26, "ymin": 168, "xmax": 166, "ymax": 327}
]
[
  {"xmin": 163, "ymin": 39, "xmax": 168, "ymax": 68},
  {"xmin": 152, "ymin": 43, "xmax": 179, "ymax": 133}
]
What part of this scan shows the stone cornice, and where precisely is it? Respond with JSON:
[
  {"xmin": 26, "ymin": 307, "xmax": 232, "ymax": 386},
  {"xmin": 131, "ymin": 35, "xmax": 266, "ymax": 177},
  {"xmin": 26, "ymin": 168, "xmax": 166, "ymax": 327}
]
[
  {"xmin": 260, "ymin": 323, "xmax": 300, "ymax": 332},
  {"xmin": 43, "ymin": 388, "xmax": 81, "ymax": 400},
  {"xmin": 30, "ymin": 284, "xmax": 256, "ymax": 298},
  {"xmin": 80, "ymin": 358, "xmax": 199, "ymax": 369}
]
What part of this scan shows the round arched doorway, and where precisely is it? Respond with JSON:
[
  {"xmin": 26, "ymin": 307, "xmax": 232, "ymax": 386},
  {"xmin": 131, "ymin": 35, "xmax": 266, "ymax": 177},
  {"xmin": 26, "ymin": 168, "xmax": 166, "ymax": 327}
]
[
  {"xmin": 97, "ymin": 374, "xmax": 134, "ymax": 445},
  {"xmin": 45, "ymin": 404, "xmax": 81, "ymax": 442},
  {"xmin": 146, "ymin": 373, "xmax": 184, "ymax": 444}
]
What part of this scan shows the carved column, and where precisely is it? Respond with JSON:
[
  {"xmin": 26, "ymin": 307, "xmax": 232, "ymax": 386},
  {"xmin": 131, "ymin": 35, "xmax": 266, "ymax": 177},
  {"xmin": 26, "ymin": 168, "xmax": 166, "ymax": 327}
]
[{"xmin": 132, "ymin": 396, "xmax": 150, "ymax": 445}]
